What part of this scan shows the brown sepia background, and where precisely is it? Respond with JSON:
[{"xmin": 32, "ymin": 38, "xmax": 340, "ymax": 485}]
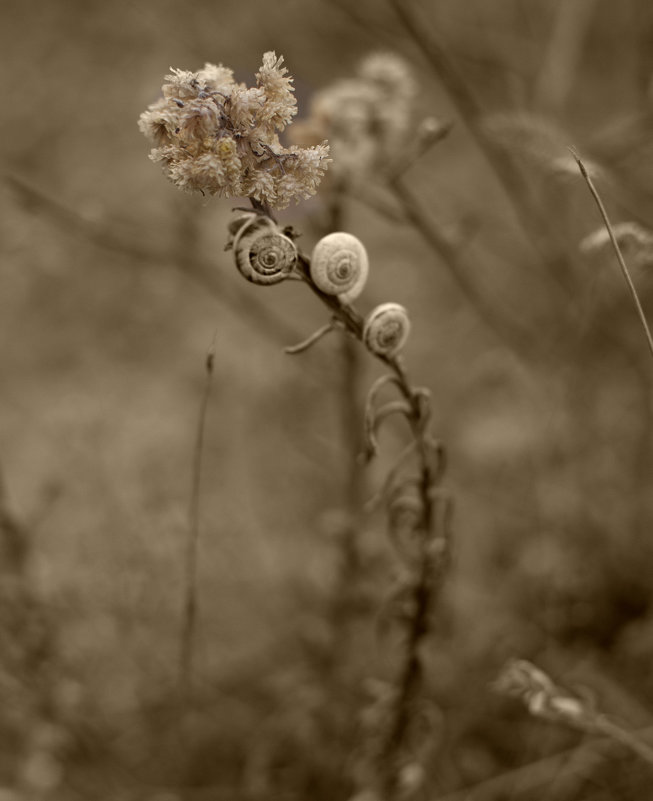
[{"xmin": 3, "ymin": 0, "xmax": 653, "ymax": 798}]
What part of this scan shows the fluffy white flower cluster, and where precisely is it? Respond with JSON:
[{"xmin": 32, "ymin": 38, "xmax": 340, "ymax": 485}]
[
  {"xmin": 294, "ymin": 52, "xmax": 418, "ymax": 182},
  {"xmin": 138, "ymin": 53, "xmax": 331, "ymax": 209}
]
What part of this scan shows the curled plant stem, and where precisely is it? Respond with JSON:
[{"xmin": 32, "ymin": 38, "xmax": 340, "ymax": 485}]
[
  {"xmin": 284, "ymin": 319, "xmax": 340, "ymax": 354},
  {"xmin": 357, "ymin": 358, "xmax": 447, "ymax": 799},
  {"xmin": 364, "ymin": 399, "xmax": 414, "ymax": 461},
  {"xmin": 248, "ymin": 200, "xmax": 450, "ymax": 798},
  {"xmin": 366, "ymin": 373, "xmax": 407, "ymax": 409},
  {"xmin": 364, "ymin": 440, "xmax": 419, "ymax": 514},
  {"xmin": 179, "ymin": 334, "xmax": 216, "ymax": 698},
  {"xmin": 572, "ymin": 149, "xmax": 653, "ymax": 364}
]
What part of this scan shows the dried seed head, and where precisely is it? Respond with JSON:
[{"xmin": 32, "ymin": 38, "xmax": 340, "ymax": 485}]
[{"xmin": 139, "ymin": 53, "xmax": 331, "ymax": 208}]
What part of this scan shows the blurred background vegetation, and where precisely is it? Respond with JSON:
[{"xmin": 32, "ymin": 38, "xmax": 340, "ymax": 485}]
[{"xmin": 4, "ymin": 0, "xmax": 653, "ymax": 798}]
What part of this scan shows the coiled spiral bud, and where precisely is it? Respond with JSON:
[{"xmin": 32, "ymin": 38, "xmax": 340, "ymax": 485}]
[
  {"xmin": 309, "ymin": 232, "xmax": 369, "ymax": 302},
  {"xmin": 233, "ymin": 215, "xmax": 297, "ymax": 285},
  {"xmin": 363, "ymin": 303, "xmax": 411, "ymax": 357}
]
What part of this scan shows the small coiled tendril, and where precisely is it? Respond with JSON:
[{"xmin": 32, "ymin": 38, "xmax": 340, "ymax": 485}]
[{"xmin": 233, "ymin": 215, "xmax": 298, "ymax": 285}]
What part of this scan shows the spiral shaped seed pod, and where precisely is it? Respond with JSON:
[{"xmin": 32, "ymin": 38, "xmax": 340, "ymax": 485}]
[
  {"xmin": 309, "ymin": 232, "xmax": 369, "ymax": 301},
  {"xmin": 233, "ymin": 216, "xmax": 297, "ymax": 285},
  {"xmin": 363, "ymin": 303, "xmax": 411, "ymax": 357}
]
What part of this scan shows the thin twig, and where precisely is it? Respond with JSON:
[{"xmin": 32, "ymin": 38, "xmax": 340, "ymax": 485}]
[
  {"xmin": 347, "ymin": 183, "xmax": 408, "ymax": 223},
  {"xmin": 572, "ymin": 149, "xmax": 653, "ymax": 363},
  {"xmin": 179, "ymin": 334, "xmax": 217, "ymax": 696},
  {"xmin": 366, "ymin": 373, "xmax": 407, "ymax": 410},
  {"xmin": 385, "ymin": 1, "xmax": 537, "ymax": 233},
  {"xmin": 250, "ymin": 198, "xmax": 449, "ymax": 799},
  {"xmin": 595, "ymin": 715, "xmax": 653, "ymax": 767},
  {"xmin": 364, "ymin": 399, "xmax": 413, "ymax": 460},
  {"xmin": 284, "ymin": 320, "xmax": 339, "ymax": 354},
  {"xmin": 326, "ymin": 0, "xmax": 398, "ymax": 44},
  {"xmin": 431, "ymin": 722, "xmax": 653, "ymax": 801},
  {"xmin": 363, "ymin": 441, "xmax": 418, "ymax": 513},
  {"xmin": 385, "ymin": 0, "xmax": 578, "ymax": 282},
  {"xmin": 430, "ymin": 743, "xmax": 603, "ymax": 801},
  {"xmin": 389, "ymin": 175, "xmax": 535, "ymax": 352},
  {"xmin": 534, "ymin": 0, "xmax": 598, "ymax": 114},
  {"xmin": 386, "ymin": 119, "xmax": 454, "ymax": 181},
  {"xmin": 319, "ymin": 183, "xmax": 368, "ymax": 679}
]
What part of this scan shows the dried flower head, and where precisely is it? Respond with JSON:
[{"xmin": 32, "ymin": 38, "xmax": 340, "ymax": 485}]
[
  {"xmin": 494, "ymin": 659, "xmax": 591, "ymax": 729},
  {"xmin": 293, "ymin": 52, "xmax": 422, "ymax": 182},
  {"xmin": 139, "ymin": 53, "xmax": 330, "ymax": 209}
]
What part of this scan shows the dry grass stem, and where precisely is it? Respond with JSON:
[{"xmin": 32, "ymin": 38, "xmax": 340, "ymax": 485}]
[
  {"xmin": 572, "ymin": 149, "xmax": 653, "ymax": 363},
  {"xmin": 179, "ymin": 335, "xmax": 217, "ymax": 696},
  {"xmin": 388, "ymin": 175, "xmax": 533, "ymax": 352},
  {"xmin": 386, "ymin": 0, "xmax": 548, "ymax": 255},
  {"xmin": 595, "ymin": 716, "xmax": 653, "ymax": 767},
  {"xmin": 238, "ymin": 206, "xmax": 452, "ymax": 797},
  {"xmin": 284, "ymin": 319, "xmax": 340, "ymax": 354}
]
